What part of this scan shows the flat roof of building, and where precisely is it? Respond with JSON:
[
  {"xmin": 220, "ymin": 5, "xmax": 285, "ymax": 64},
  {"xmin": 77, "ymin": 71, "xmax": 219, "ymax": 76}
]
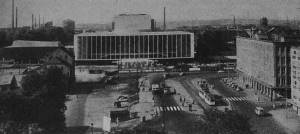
[
  {"xmin": 7, "ymin": 40, "xmax": 62, "ymax": 48},
  {"xmin": 76, "ymin": 31, "xmax": 193, "ymax": 36}
]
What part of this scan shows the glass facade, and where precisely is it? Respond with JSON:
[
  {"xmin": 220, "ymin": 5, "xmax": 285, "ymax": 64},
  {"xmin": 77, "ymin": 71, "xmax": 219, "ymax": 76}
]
[{"xmin": 76, "ymin": 33, "xmax": 193, "ymax": 60}]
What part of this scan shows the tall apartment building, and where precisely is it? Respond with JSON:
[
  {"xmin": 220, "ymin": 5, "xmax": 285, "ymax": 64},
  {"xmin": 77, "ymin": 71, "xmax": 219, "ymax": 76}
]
[
  {"xmin": 236, "ymin": 37, "xmax": 298, "ymax": 101},
  {"xmin": 290, "ymin": 46, "xmax": 300, "ymax": 115}
]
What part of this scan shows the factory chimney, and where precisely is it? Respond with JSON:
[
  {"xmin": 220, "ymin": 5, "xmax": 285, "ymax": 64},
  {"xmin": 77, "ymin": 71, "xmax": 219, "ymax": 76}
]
[
  {"xmin": 163, "ymin": 7, "xmax": 166, "ymax": 30},
  {"xmin": 32, "ymin": 14, "xmax": 34, "ymax": 29},
  {"xmin": 15, "ymin": 7, "xmax": 18, "ymax": 28},
  {"xmin": 12, "ymin": 0, "xmax": 14, "ymax": 30},
  {"xmin": 39, "ymin": 14, "xmax": 40, "ymax": 28},
  {"xmin": 233, "ymin": 16, "xmax": 236, "ymax": 28},
  {"xmin": 35, "ymin": 16, "xmax": 37, "ymax": 28}
]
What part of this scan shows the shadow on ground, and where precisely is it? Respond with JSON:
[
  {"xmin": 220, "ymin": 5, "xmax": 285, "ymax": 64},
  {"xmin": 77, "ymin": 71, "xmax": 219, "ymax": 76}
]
[{"xmin": 66, "ymin": 126, "xmax": 90, "ymax": 134}]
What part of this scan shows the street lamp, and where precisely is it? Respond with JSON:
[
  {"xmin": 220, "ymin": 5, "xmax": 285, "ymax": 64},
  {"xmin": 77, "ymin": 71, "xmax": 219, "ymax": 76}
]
[{"xmin": 91, "ymin": 123, "xmax": 94, "ymax": 134}]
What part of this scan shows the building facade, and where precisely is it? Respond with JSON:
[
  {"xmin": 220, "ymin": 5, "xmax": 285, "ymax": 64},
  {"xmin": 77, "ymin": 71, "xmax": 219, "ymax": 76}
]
[
  {"xmin": 0, "ymin": 40, "xmax": 74, "ymax": 77},
  {"xmin": 74, "ymin": 31, "xmax": 194, "ymax": 64},
  {"xmin": 290, "ymin": 46, "xmax": 300, "ymax": 115},
  {"xmin": 237, "ymin": 37, "xmax": 295, "ymax": 101}
]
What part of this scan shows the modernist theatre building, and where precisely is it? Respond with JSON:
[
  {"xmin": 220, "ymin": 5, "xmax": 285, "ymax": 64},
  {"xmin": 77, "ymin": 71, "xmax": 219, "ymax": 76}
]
[
  {"xmin": 74, "ymin": 31, "xmax": 194, "ymax": 65},
  {"xmin": 74, "ymin": 14, "xmax": 194, "ymax": 82}
]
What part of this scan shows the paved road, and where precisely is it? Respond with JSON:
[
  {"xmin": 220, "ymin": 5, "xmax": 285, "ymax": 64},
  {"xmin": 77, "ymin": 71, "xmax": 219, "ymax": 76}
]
[
  {"xmin": 176, "ymin": 73, "xmax": 287, "ymax": 134},
  {"xmin": 150, "ymin": 92, "xmax": 204, "ymax": 134}
]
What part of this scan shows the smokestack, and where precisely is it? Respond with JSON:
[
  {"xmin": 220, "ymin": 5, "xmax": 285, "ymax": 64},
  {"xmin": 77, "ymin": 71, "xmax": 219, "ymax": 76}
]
[
  {"xmin": 12, "ymin": 0, "xmax": 14, "ymax": 30},
  {"xmin": 233, "ymin": 16, "xmax": 236, "ymax": 27},
  {"xmin": 35, "ymin": 16, "xmax": 37, "ymax": 28},
  {"xmin": 39, "ymin": 14, "xmax": 40, "ymax": 28},
  {"xmin": 163, "ymin": 7, "xmax": 166, "ymax": 30},
  {"xmin": 15, "ymin": 7, "xmax": 18, "ymax": 28},
  {"xmin": 32, "ymin": 14, "xmax": 34, "ymax": 29}
]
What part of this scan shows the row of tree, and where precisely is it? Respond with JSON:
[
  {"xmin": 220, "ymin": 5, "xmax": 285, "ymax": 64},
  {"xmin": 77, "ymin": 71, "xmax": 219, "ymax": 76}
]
[
  {"xmin": 0, "ymin": 26, "xmax": 74, "ymax": 48},
  {"xmin": 194, "ymin": 29, "xmax": 237, "ymax": 63},
  {"xmin": 0, "ymin": 68, "xmax": 68, "ymax": 133}
]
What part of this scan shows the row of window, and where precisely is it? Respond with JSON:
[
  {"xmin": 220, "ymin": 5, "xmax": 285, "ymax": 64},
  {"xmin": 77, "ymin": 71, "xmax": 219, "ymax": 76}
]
[{"xmin": 76, "ymin": 34, "xmax": 192, "ymax": 59}]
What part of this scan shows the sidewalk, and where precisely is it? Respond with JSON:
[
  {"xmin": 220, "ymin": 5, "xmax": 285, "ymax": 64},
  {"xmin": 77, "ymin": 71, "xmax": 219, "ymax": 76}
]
[
  {"xmin": 269, "ymin": 108, "xmax": 300, "ymax": 134},
  {"xmin": 232, "ymin": 80, "xmax": 300, "ymax": 134}
]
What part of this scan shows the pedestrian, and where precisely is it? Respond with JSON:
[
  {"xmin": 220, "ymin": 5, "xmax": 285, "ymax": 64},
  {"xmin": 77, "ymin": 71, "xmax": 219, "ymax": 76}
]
[
  {"xmin": 180, "ymin": 96, "xmax": 182, "ymax": 102},
  {"xmin": 273, "ymin": 103, "xmax": 276, "ymax": 109}
]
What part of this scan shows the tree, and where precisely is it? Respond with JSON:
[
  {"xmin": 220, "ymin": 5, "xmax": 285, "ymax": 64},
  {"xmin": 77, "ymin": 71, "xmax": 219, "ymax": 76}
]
[
  {"xmin": 18, "ymin": 68, "xmax": 68, "ymax": 133},
  {"xmin": 200, "ymin": 109, "xmax": 253, "ymax": 134},
  {"xmin": 260, "ymin": 17, "xmax": 268, "ymax": 27}
]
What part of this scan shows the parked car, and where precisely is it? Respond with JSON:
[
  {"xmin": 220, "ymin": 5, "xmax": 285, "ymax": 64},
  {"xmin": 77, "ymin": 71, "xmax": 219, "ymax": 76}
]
[
  {"xmin": 217, "ymin": 70, "xmax": 225, "ymax": 73},
  {"xmin": 255, "ymin": 107, "xmax": 265, "ymax": 116}
]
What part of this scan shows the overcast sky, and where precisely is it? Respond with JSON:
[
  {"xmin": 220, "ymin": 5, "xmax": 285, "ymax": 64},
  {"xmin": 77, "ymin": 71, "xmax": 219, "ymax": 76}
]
[{"xmin": 0, "ymin": 0, "xmax": 300, "ymax": 28}]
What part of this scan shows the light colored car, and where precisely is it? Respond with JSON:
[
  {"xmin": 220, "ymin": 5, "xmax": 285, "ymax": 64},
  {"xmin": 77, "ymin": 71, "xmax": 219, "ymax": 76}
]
[
  {"xmin": 255, "ymin": 107, "xmax": 265, "ymax": 116},
  {"xmin": 218, "ymin": 70, "xmax": 225, "ymax": 73},
  {"xmin": 179, "ymin": 72, "xmax": 184, "ymax": 76}
]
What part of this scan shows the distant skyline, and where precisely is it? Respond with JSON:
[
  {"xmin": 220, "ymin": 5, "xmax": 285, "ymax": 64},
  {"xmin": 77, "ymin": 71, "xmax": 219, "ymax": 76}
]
[{"xmin": 0, "ymin": 0, "xmax": 300, "ymax": 28}]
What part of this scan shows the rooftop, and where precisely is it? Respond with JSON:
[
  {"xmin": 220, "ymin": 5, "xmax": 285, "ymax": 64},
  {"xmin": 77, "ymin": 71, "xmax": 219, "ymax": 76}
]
[
  {"xmin": 7, "ymin": 40, "xmax": 62, "ymax": 48},
  {"xmin": 76, "ymin": 31, "xmax": 193, "ymax": 36},
  {"xmin": 118, "ymin": 14, "xmax": 148, "ymax": 16},
  {"xmin": 0, "ymin": 74, "xmax": 15, "ymax": 85}
]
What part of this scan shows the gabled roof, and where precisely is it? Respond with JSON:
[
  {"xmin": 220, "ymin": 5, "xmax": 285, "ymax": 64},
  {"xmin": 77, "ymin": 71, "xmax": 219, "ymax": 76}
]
[
  {"xmin": 0, "ymin": 74, "xmax": 15, "ymax": 85},
  {"xmin": 7, "ymin": 40, "xmax": 62, "ymax": 48}
]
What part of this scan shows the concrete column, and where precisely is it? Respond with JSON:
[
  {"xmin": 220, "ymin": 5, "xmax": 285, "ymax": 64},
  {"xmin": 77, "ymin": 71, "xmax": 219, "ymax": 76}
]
[
  {"xmin": 142, "ymin": 36, "xmax": 145, "ymax": 58},
  {"xmin": 134, "ymin": 36, "xmax": 136, "ymax": 59},
  {"xmin": 86, "ymin": 36, "xmax": 88, "ymax": 59},
  {"xmin": 95, "ymin": 36, "xmax": 97, "ymax": 59},
  {"xmin": 127, "ymin": 36, "xmax": 130, "ymax": 58},
  {"xmin": 272, "ymin": 90, "xmax": 276, "ymax": 101},
  {"xmin": 166, "ymin": 35, "xmax": 168, "ymax": 58},
  {"xmin": 181, "ymin": 34, "xmax": 183, "ymax": 57},
  {"xmin": 185, "ymin": 34, "xmax": 188, "ymax": 58},
  {"xmin": 115, "ymin": 36, "xmax": 117, "ymax": 59},
  {"xmin": 119, "ymin": 36, "xmax": 122, "ymax": 59},
  {"xmin": 157, "ymin": 35, "xmax": 159, "ymax": 58},
  {"xmin": 147, "ymin": 35, "xmax": 150, "ymax": 58},
  {"xmin": 100, "ymin": 36, "xmax": 102, "ymax": 59},
  {"xmin": 175, "ymin": 34, "xmax": 177, "ymax": 57},
  {"xmin": 91, "ymin": 36, "xmax": 93, "ymax": 59},
  {"xmin": 152, "ymin": 35, "xmax": 155, "ymax": 58}
]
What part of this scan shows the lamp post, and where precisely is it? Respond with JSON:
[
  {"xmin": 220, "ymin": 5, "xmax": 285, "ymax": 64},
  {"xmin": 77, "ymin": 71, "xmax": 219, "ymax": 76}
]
[{"xmin": 91, "ymin": 123, "xmax": 94, "ymax": 134}]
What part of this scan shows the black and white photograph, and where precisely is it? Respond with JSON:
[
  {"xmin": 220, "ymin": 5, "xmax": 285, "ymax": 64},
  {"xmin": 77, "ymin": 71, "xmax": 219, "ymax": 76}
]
[{"xmin": 0, "ymin": 0, "xmax": 300, "ymax": 133}]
